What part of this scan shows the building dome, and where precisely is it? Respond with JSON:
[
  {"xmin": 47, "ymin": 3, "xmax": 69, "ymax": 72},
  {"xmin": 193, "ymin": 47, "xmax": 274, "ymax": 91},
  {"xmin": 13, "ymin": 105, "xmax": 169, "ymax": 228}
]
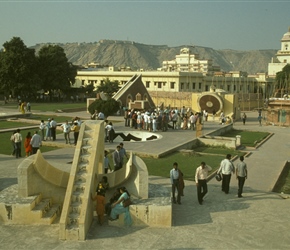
[{"xmin": 281, "ymin": 27, "xmax": 290, "ymax": 41}]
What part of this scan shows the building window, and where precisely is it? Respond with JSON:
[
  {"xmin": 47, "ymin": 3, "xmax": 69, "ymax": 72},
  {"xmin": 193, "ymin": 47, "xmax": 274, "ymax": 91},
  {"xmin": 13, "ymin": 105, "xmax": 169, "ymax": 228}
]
[
  {"xmin": 199, "ymin": 82, "xmax": 202, "ymax": 89},
  {"xmin": 187, "ymin": 83, "xmax": 189, "ymax": 89},
  {"xmin": 146, "ymin": 81, "xmax": 150, "ymax": 88},
  {"xmin": 227, "ymin": 85, "xmax": 230, "ymax": 91},
  {"xmin": 170, "ymin": 82, "xmax": 175, "ymax": 89},
  {"xmin": 163, "ymin": 82, "xmax": 166, "ymax": 86},
  {"xmin": 234, "ymin": 85, "xmax": 236, "ymax": 91},
  {"xmin": 240, "ymin": 85, "xmax": 242, "ymax": 91},
  {"xmin": 181, "ymin": 83, "xmax": 184, "ymax": 90},
  {"xmin": 158, "ymin": 82, "xmax": 162, "ymax": 88},
  {"xmin": 81, "ymin": 80, "xmax": 85, "ymax": 86},
  {"xmin": 192, "ymin": 82, "xmax": 196, "ymax": 89},
  {"xmin": 205, "ymin": 85, "xmax": 209, "ymax": 91}
]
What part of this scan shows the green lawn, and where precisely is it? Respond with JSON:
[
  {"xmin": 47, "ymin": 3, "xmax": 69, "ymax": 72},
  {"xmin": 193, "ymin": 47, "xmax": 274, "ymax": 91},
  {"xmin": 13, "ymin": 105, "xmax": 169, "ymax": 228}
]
[
  {"xmin": 0, "ymin": 120, "xmax": 38, "ymax": 129},
  {"xmin": 140, "ymin": 152, "xmax": 226, "ymax": 181},
  {"xmin": 222, "ymin": 129, "xmax": 270, "ymax": 147},
  {"xmin": 3, "ymin": 102, "xmax": 87, "ymax": 112}
]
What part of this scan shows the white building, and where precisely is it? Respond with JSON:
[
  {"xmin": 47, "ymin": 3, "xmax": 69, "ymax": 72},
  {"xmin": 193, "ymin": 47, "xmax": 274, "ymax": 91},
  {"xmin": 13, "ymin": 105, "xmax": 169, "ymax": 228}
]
[
  {"xmin": 161, "ymin": 47, "xmax": 220, "ymax": 74},
  {"xmin": 268, "ymin": 27, "xmax": 290, "ymax": 76}
]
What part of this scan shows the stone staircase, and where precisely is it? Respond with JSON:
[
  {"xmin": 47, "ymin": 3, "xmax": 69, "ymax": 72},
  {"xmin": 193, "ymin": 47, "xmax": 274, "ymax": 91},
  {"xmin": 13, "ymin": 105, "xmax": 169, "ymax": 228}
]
[
  {"xmin": 0, "ymin": 185, "xmax": 61, "ymax": 225},
  {"xmin": 59, "ymin": 120, "xmax": 104, "ymax": 240}
]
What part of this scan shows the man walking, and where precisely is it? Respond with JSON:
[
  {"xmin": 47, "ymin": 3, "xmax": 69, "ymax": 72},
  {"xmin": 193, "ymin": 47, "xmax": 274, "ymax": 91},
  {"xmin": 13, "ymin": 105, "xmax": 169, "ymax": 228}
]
[
  {"xmin": 236, "ymin": 156, "xmax": 248, "ymax": 198},
  {"xmin": 195, "ymin": 162, "xmax": 212, "ymax": 205},
  {"xmin": 30, "ymin": 130, "xmax": 42, "ymax": 154},
  {"xmin": 170, "ymin": 162, "xmax": 182, "ymax": 204},
  {"xmin": 218, "ymin": 154, "xmax": 235, "ymax": 194}
]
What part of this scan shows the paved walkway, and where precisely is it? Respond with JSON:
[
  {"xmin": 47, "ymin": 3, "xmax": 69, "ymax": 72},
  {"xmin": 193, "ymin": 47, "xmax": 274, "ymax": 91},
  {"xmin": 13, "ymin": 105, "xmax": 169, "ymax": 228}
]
[{"xmin": 0, "ymin": 107, "xmax": 290, "ymax": 249}]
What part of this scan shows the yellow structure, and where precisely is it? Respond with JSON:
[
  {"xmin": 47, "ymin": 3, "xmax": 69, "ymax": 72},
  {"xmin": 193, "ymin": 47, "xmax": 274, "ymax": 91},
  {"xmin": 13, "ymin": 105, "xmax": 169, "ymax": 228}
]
[{"xmin": 191, "ymin": 90, "xmax": 240, "ymax": 120}]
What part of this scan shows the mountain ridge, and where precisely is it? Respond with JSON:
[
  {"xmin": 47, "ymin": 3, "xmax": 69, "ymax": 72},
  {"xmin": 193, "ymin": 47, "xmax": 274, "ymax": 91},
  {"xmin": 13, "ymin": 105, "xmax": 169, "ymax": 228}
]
[{"xmin": 31, "ymin": 40, "xmax": 277, "ymax": 74}]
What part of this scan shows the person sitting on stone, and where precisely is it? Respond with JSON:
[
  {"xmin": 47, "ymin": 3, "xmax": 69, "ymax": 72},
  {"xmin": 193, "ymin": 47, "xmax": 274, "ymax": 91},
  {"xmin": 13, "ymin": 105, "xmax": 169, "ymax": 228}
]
[{"xmin": 109, "ymin": 187, "xmax": 132, "ymax": 226}]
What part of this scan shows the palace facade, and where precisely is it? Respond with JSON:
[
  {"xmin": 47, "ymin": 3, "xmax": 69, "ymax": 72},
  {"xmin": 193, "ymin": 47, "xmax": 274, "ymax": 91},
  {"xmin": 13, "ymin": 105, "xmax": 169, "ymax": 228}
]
[{"xmin": 75, "ymin": 47, "xmax": 276, "ymax": 110}]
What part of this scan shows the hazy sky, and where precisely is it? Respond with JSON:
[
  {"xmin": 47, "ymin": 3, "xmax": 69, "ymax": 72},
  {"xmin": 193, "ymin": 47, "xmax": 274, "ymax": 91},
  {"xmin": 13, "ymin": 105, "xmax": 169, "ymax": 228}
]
[{"xmin": 1, "ymin": 0, "xmax": 290, "ymax": 51}]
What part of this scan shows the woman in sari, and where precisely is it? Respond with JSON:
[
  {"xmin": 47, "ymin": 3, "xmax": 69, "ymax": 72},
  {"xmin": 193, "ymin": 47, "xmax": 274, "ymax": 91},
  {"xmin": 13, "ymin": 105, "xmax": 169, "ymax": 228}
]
[
  {"xmin": 24, "ymin": 132, "xmax": 32, "ymax": 157},
  {"xmin": 109, "ymin": 187, "xmax": 132, "ymax": 226}
]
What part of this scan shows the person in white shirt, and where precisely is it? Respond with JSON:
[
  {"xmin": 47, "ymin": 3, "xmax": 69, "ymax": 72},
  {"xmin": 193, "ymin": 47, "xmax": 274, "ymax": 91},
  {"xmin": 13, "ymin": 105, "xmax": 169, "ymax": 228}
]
[
  {"xmin": 98, "ymin": 111, "xmax": 105, "ymax": 120},
  {"xmin": 195, "ymin": 162, "xmax": 212, "ymax": 205},
  {"xmin": 218, "ymin": 154, "xmax": 235, "ymax": 194},
  {"xmin": 61, "ymin": 120, "xmax": 71, "ymax": 144},
  {"xmin": 170, "ymin": 162, "xmax": 183, "ymax": 204},
  {"xmin": 14, "ymin": 129, "xmax": 22, "ymax": 158},
  {"xmin": 50, "ymin": 118, "xmax": 57, "ymax": 141},
  {"xmin": 30, "ymin": 130, "xmax": 42, "ymax": 154},
  {"xmin": 39, "ymin": 120, "xmax": 46, "ymax": 140}
]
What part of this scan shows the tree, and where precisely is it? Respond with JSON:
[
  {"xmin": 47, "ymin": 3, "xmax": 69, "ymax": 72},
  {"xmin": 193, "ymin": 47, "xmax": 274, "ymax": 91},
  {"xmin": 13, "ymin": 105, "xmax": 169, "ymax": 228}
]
[
  {"xmin": 88, "ymin": 78, "xmax": 121, "ymax": 117},
  {"xmin": 37, "ymin": 45, "xmax": 77, "ymax": 100},
  {"xmin": 0, "ymin": 37, "xmax": 39, "ymax": 98},
  {"xmin": 88, "ymin": 98, "xmax": 120, "ymax": 118},
  {"xmin": 97, "ymin": 78, "xmax": 120, "ymax": 98}
]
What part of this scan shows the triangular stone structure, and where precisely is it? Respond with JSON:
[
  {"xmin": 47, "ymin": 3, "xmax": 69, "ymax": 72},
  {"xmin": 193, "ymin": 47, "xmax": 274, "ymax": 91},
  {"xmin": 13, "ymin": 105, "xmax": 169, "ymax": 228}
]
[{"xmin": 113, "ymin": 74, "xmax": 155, "ymax": 110}]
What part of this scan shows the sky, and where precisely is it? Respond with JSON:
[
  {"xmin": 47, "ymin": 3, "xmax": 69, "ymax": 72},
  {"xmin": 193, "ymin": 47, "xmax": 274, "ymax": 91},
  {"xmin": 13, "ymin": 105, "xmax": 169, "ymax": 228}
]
[{"xmin": 0, "ymin": 0, "xmax": 290, "ymax": 51}]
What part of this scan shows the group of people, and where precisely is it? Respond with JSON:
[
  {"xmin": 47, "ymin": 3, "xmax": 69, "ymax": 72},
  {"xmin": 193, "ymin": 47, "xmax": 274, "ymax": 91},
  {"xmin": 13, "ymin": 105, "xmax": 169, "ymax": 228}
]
[
  {"xmin": 10, "ymin": 129, "xmax": 42, "ymax": 158},
  {"xmin": 17, "ymin": 100, "xmax": 31, "ymax": 114},
  {"xmin": 123, "ymin": 107, "xmax": 208, "ymax": 132},
  {"xmin": 170, "ymin": 154, "xmax": 248, "ymax": 206},
  {"xmin": 91, "ymin": 176, "xmax": 132, "ymax": 226},
  {"xmin": 39, "ymin": 116, "xmax": 82, "ymax": 145}
]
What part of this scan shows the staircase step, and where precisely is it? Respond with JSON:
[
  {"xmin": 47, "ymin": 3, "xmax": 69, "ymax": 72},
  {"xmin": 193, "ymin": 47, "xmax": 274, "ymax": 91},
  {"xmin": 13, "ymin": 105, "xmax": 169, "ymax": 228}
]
[
  {"xmin": 31, "ymin": 198, "xmax": 51, "ymax": 219},
  {"xmin": 41, "ymin": 204, "xmax": 61, "ymax": 225}
]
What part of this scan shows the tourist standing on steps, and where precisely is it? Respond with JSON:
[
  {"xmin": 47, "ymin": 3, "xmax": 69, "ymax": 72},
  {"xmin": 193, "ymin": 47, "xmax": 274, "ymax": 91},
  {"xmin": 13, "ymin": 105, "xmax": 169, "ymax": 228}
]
[
  {"xmin": 236, "ymin": 156, "xmax": 248, "ymax": 198},
  {"xmin": 195, "ymin": 162, "xmax": 212, "ymax": 205},
  {"xmin": 113, "ymin": 145, "xmax": 122, "ymax": 171},
  {"xmin": 119, "ymin": 142, "xmax": 128, "ymax": 168},
  {"xmin": 103, "ymin": 150, "xmax": 111, "ymax": 174},
  {"xmin": 170, "ymin": 162, "xmax": 183, "ymax": 204},
  {"xmin": 217, "ymin": 154, "xmax": 235, "ymax": 194}
]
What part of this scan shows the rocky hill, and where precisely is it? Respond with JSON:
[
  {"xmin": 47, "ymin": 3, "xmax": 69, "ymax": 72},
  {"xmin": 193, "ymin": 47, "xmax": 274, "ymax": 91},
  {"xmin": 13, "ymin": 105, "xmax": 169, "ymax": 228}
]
[{"xmin": 31, "ymin": 40, "xmax": 277, "ymax": 74}]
